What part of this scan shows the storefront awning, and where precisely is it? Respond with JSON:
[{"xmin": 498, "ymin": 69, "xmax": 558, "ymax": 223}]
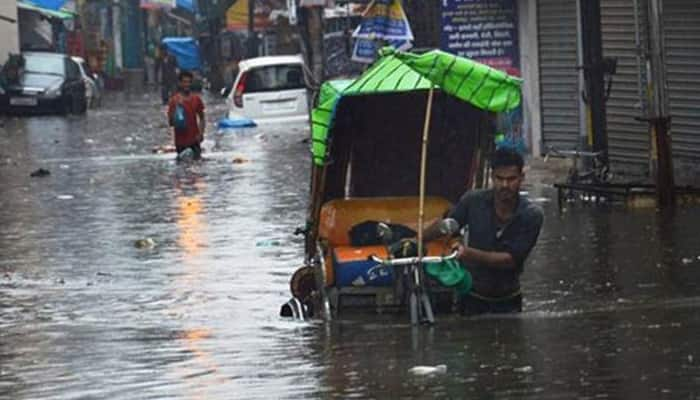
[{"xmin": 18, "ymin": 1, "xmax": 75, "ymax": 20}]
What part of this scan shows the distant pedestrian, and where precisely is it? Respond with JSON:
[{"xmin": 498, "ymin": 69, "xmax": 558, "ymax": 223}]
[
  {"xmin": 161, "ymin": 52, "xmax": 178, "ymax": 105},
  {"xmin": 167, "ymin": 71, "xmax": 206, "ymax": 161}
]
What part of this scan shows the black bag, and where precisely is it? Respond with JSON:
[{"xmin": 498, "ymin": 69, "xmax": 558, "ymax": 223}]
[{"xmin": 348, "ymin": 220, "xmax": 417, "ymax": 247}]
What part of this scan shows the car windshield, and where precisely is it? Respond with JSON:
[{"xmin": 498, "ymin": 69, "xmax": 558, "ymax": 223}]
[
  {"xmin": 244, "ymin": 64, "xmax": 305, "ymax": 93},
  {"xmin": 24, "ymin": 55, "xmax": 65, "ymax": 76}
]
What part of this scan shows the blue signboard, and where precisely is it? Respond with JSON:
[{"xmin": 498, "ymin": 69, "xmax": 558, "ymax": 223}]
[
  {"xmin": 352, "ymin": 0, "xmax": 413, "ymax": 64},
  {"xmin": 352, "ymin": 0, "xmax": 414, "ymax": 41},
  {"xmin": 440, "ymin": 0, "xmax": 520, "ymax": 76}
]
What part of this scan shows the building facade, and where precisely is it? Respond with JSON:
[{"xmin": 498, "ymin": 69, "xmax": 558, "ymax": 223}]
[
  {"xmin": 0, "ymin": 1, "xmax": 20, "ymax": 64},
  {"xmin": 405, "ymin": 0, "xmax": 700, "ymax": 184},
  {"xmin": 536, "ymin": 0, "xmax": 700, "ymax": 183}
]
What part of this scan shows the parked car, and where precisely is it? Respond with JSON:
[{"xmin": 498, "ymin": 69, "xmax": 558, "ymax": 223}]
[
  {"xmin": 72, "ymin": 56, "xmax": 102, "ymax": 108},
  {"xmin": 0, "ymin": 52, "xmax": 87, "ymax": 115},
  {"xmin": 225, "ymin": 55, "xmax": 309, "ymax": 124}
]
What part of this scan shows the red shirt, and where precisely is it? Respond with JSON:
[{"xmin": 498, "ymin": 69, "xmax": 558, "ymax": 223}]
[{"xmin": 168, "ymin": 93, "xmax": 205, "ymax": 148}]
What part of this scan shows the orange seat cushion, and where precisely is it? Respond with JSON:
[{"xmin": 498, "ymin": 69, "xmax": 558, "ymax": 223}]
[{"xmin": 318, "ymin": 196, "xmax": 452, "ymax": 247}]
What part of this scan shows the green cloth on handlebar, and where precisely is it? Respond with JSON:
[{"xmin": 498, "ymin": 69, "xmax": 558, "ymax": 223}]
[{"xmin": 424, "ymin": 259, "xmax": 472, "ymax": 295}]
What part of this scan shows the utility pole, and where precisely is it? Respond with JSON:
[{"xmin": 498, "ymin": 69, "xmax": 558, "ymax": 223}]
[
  {"xmin": 647, "ymin": 0, "xmax": 675, "ymax": 207},
  {"xmin": 298, "ymin": 5, "xmax": 324, "ymax": 91},
  {"xmin": 579, "ymin": 0, "xmax": 609, "ymax": 164},
  {"xmin": 247, "ymin": 0, "xmax": 257, "ymax": 57}
]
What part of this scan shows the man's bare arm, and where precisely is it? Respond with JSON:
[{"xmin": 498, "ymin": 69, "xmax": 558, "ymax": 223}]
[
  {"xmin": 421, "ymin": 218, "xmax": 445, "ymax": 242},
  {"xmin": 456, "ymin": 244, "xmax": 516, "ymax": 270}
]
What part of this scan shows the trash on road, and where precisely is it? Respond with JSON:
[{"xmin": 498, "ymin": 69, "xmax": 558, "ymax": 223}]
[
  {"xmin": 134, "ymin": 238, "xmax": 157, "ymax": 249},
  {"xmin": 256, "ymin": 239, "xmax": 281, "ymax": 247},
  {"xmin": 152, "ymin": 145, "xmax": 177, "ymax": 154},
  {"xmin": 407, "ymin": 364, "xmax": 447, "ymax": 376},
  {"xmin": 30, "ymin": 168, "xmax": 51, "ymax": 177}
]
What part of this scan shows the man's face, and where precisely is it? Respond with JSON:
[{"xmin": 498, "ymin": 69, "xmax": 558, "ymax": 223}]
[
  {"xmin": 179, "ymin": 77, "xmax": 192, "ymax": 92},
  {"xmin": 492, "ymin": 165, "xmax": 524, "ymax": 202}
]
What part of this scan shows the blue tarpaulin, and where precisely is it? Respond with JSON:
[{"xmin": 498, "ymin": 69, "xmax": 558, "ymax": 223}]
[
  {"xmin": 25, "ymin": 0, "xmax": 67, "ymax": 11},
  {"xmin": 218, "ymin": 118, "xmax": 257, "ymax": 130},
  {"xmin": 161, "ymin": 37, "xmax": 201, "ymax": 71},
  {"xmin": 176, "ymin": 0, "xmax": 197, "ymax": 13}
]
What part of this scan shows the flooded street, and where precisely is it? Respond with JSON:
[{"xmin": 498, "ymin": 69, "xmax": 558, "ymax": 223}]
[{"xmin": 1, "ymin": 92, "xmax": 700, "ymax": 399}]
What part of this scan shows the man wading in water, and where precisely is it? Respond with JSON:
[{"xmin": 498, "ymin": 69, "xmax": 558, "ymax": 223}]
[
  {"xmin": 167, "ymin": 71, "xmax": 205, "ymax": 161},
  {"xmin": 423, "ymin": 148, "xmax": 544, "ymax": 315}
]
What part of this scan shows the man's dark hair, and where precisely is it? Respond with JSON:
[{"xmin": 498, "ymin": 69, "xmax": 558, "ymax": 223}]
[
  {"xmin": 178, "ymin": 71, "xmax": 194, "ymax": 81},
  {"xmin": 491, "ymin": 147, "xmax": 524, "ymax": 171}
]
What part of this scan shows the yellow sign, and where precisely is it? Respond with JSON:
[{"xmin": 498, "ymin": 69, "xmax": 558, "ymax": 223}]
[{"xmin": 226, "ymin": 0, "xmax": 249, "ymax": 31}]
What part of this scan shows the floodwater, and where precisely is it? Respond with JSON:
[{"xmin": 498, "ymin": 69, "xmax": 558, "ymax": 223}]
[{"xmin": 1, "ymin": 92, "xmax": 699, "ymax": 399}]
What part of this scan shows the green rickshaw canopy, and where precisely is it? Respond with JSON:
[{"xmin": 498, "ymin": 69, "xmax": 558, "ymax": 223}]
[{"xmin": 311, "ymin": 48, "xmax": 523, "ymax": 166}]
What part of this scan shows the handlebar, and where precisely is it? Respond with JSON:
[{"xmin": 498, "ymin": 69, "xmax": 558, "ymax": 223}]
[{"xmin": 370, "ymin": 251, "xmax": 459, "ymax": 266}]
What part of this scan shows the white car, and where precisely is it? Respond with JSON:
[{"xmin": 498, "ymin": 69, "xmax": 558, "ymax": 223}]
[
  {"xmin": 72, "ymin": 56, "xmax": 101, "ymax": 108},
  {"xmin": 226, "ymin": 55, "xmax": 309, "ymax": 124}
]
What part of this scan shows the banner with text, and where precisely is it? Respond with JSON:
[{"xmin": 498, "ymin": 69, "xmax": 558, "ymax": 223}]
[
  {"xmin": 441, "ymin": 0, "xmax": 525, "ymax": 153},
  {"xmin": 440, "ymin": 0, "xmax": 520, "ymax": 77}
]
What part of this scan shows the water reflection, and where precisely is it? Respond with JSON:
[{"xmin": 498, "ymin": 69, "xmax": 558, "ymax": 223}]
[{"xmin": 175, "ymin": 180, "xmax": 207, "ymax": 262}]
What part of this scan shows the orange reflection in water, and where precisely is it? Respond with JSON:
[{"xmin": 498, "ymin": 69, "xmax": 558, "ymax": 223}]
[
  {"xmin": 176, "ymin": 194, "xmax": 205, "ymax": 261},
  {"xmin": 173, "ymin": 183, "xmax": 224, "ymax": 397}
]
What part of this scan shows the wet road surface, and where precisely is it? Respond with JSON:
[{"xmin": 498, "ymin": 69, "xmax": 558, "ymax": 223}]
[{"xmin": 1, "ymin": 92, "xmax": 700, "ymax": 399}]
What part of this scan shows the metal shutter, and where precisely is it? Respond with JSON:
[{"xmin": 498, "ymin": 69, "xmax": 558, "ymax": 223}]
[
  {"xmin": 664, "ymin": 0, "xmax": 700, "ymax": 171},
  {"xmin": 537, "ymin": 0, "xmax": 582, "ymax": 151},
  {"xmin": 601, "ymin": 0, "xmax": 650, "ymax": 176}
]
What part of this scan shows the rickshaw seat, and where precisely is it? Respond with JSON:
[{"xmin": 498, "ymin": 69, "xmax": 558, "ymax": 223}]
[
  {"xmin": 318, "ymin": 196, "xmax": 453, "ymax": 287},
  {"xmin": 318, "ymin": 196, "xmax": 452, "ymax": 247}
]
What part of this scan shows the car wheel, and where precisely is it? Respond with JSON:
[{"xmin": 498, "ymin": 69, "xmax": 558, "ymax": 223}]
[{"xmin": 60, "ymin": 97, "xmax": 72, "ymax": 115}]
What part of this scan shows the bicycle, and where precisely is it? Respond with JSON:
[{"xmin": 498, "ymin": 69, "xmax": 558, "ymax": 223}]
[
  {"xmin": 545, "ymin": 145, "xmax": 613, "ymax": 186},
  {"xmin": 545, "ymin": 146, "xmax": 614, "ymax": 205}
]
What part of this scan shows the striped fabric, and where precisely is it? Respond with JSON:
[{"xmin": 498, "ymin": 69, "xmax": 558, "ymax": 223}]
[{"xmin": 311, "ymin": 47, "xmax": 522, "ymax": 166}]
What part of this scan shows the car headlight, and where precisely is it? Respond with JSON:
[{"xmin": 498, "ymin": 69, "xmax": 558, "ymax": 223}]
[{"xmin": 45, "ymin": 84, "xmax": 62, "ymax": 98}]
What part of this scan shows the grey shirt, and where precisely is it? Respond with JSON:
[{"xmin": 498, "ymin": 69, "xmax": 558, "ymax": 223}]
[{"xmin": 448, "ymin": 189, "xmax": 544, "ymax": 297}]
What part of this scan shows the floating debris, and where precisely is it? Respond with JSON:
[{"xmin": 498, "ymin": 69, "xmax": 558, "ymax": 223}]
[
  {"xmin": 30, "ymin": 168, "xmax": 51, "ymax": 177},
  {"xmin": 256, "ymin": 239, "xmax": 281, "ymax": 247},
  {"xmin": 152, "ymin": 145, "xmax": 176, "ymax": 154},
  {"xmin": 134, "ymin": 238, "xmax": 157, "ymax": 249},
  {"xmin": 513, "ymin": 366, "xmax": 534, "ymax": 373},
  {"xmin": 56, "ymin": 194, "xmax": 74, "ymax": 200},
  {"xmin": 681, "ymin": 258, "xmax": 694, "ymax": 265},
  {"xmin": 232, "ymin": 157, "xmax": 249, "ymax": 164},
  {"xmin": 408, "ymin": 365, "xmax": 447, "ymax": 376}
]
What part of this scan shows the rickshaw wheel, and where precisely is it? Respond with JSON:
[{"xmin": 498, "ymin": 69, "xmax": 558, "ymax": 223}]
[{"xmin": 290, "ymin": 266, "xmax": 316, "ymax": 301}]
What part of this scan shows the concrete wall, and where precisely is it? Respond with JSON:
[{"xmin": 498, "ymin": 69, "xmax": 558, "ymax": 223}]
[
  {"xmin": 519, "ymin": 0, "xmax": 542, "ymax": 157},
  {"xmin": 0, "ymin": 1, "xmax": 19, "ymax": 64}
]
